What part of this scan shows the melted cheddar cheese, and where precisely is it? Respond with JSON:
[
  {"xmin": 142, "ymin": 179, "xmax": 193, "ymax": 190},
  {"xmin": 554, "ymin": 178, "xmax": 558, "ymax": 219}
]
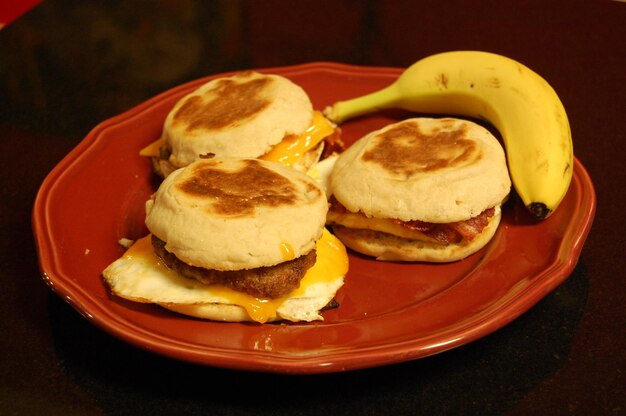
[
  {"xmin": 139, "ymin": 138, "xmax": 165, "ymax": 157},
  {"xmin": 279, "ymin": 242, "xmax": 295, "ymax": 261},
  {"xmin": 260, "ymin": 111, "xmax": 334, "ymax": 166}
]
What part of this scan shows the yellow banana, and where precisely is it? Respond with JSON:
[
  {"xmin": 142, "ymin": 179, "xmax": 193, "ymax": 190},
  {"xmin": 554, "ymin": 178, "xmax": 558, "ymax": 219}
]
[{"xmin": 324, "ymin": 51, "xmax": 573, "ymax": 220}]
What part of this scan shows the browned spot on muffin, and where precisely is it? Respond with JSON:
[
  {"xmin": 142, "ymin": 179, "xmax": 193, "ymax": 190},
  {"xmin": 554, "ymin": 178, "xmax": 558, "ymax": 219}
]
[
  {"xmin": 361, "ymin": 120, "xmax": 481, "ymax": 177},
  {"xmin": 177, "ymin": 159, "xmax": 308, "ymax": 216},
  {"xmin": 173, "ymin": 73, "xmax": 272, "ymax": 132}
]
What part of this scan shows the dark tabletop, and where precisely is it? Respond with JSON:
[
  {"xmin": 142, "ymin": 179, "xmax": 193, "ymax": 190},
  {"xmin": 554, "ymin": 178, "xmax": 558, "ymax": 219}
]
[{"xmin": 1, "ymin": 1, "xmax": 624, "ymax": 415}]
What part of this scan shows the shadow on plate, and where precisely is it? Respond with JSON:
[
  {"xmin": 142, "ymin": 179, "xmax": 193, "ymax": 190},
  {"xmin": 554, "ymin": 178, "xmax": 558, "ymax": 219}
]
[{"xmin": 49, "ymin": 262, "xmax": 588, "ymax": 416}]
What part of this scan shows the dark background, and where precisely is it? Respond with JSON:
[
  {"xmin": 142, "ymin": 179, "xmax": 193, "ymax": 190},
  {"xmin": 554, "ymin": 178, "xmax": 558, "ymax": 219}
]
[{"xmin": 1, "ymin": 1, "xmax": 624, "ymax": 415}]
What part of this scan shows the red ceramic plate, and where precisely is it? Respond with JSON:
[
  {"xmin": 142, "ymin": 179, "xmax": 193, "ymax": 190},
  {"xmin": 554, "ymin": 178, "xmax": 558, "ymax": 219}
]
[{"xmin": 33, "ymin": 62, "xmax": 596, "ymax": 374}]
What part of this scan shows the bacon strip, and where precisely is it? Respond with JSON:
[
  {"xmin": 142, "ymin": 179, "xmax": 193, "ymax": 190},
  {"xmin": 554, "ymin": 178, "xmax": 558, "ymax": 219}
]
[
  {"xmin": 447, "ymin": 208, "xmax": 495, "ymax": 240},
  {"xmin": 321, "ymin": 127, "xmax": 345, "ymax": 159},
  {"xmin": 329, "ymin": 197, "xmax": 494, "ymax": 244}
]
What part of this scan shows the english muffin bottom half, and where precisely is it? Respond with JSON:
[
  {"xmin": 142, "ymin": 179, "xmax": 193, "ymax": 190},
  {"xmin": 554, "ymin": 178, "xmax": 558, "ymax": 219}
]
[
  {"xmin": 140, "ymin": 71, "xmax": 342, "ymax": 178},
  {"xmin": 103, "ymin": 158, "xmax": 348, "ymax": 323},
  {"xmin": 327, "ymin": 117, "xmax": 511, "ymax": 262}
]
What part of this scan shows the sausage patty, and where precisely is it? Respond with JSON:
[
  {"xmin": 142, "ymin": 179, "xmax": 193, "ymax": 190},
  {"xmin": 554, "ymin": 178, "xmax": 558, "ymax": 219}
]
[{"xmin": 151, "ymin": 235, "xmax": 316, "ymax": 299}]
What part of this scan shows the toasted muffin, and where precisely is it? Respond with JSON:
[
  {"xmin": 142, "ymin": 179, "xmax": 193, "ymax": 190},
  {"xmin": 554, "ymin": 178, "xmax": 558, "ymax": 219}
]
[
  {"xmin": 140, "ymin": 71, "xmax": 341, "ymax": 177},
  {"xmin": 327, "ymin": 117, "xmax": 511, "ymax": 262},
  {"xmin": 103, "ymin": 158, "xmax": 348, "ymax": 323}
]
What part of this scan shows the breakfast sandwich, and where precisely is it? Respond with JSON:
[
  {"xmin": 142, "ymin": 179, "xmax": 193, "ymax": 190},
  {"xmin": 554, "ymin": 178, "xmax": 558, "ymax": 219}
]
[
  {"xmin": 326, "ymin": 117, "xmax": 511, "ymax": 262},
  {"xmin": 139, "ymin": 71, "xmax": 343, "ymax": 177},
  {"xmin": 103, "ymin": 157, "xmax": 348, "ymax": 323}
]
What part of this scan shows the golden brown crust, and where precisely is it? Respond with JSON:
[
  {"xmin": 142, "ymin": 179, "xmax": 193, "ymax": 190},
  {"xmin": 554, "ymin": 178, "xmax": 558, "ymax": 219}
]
[
  {"xmin": 176, "ymin": 159, "xmax": 307, "ymax": 217},
  {"xmin": 171, "ymin": 73, "xmax": 272, "ymax": 132},
  {"xmin": 360, "ymin": 119, "xmax": 481, "ymax": 176}
]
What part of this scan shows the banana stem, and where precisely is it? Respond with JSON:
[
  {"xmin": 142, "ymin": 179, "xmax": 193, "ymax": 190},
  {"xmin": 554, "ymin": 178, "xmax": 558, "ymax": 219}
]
[{"xmin": 323, "ymin": 83, "xmax": 401, "ymax": 124}]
